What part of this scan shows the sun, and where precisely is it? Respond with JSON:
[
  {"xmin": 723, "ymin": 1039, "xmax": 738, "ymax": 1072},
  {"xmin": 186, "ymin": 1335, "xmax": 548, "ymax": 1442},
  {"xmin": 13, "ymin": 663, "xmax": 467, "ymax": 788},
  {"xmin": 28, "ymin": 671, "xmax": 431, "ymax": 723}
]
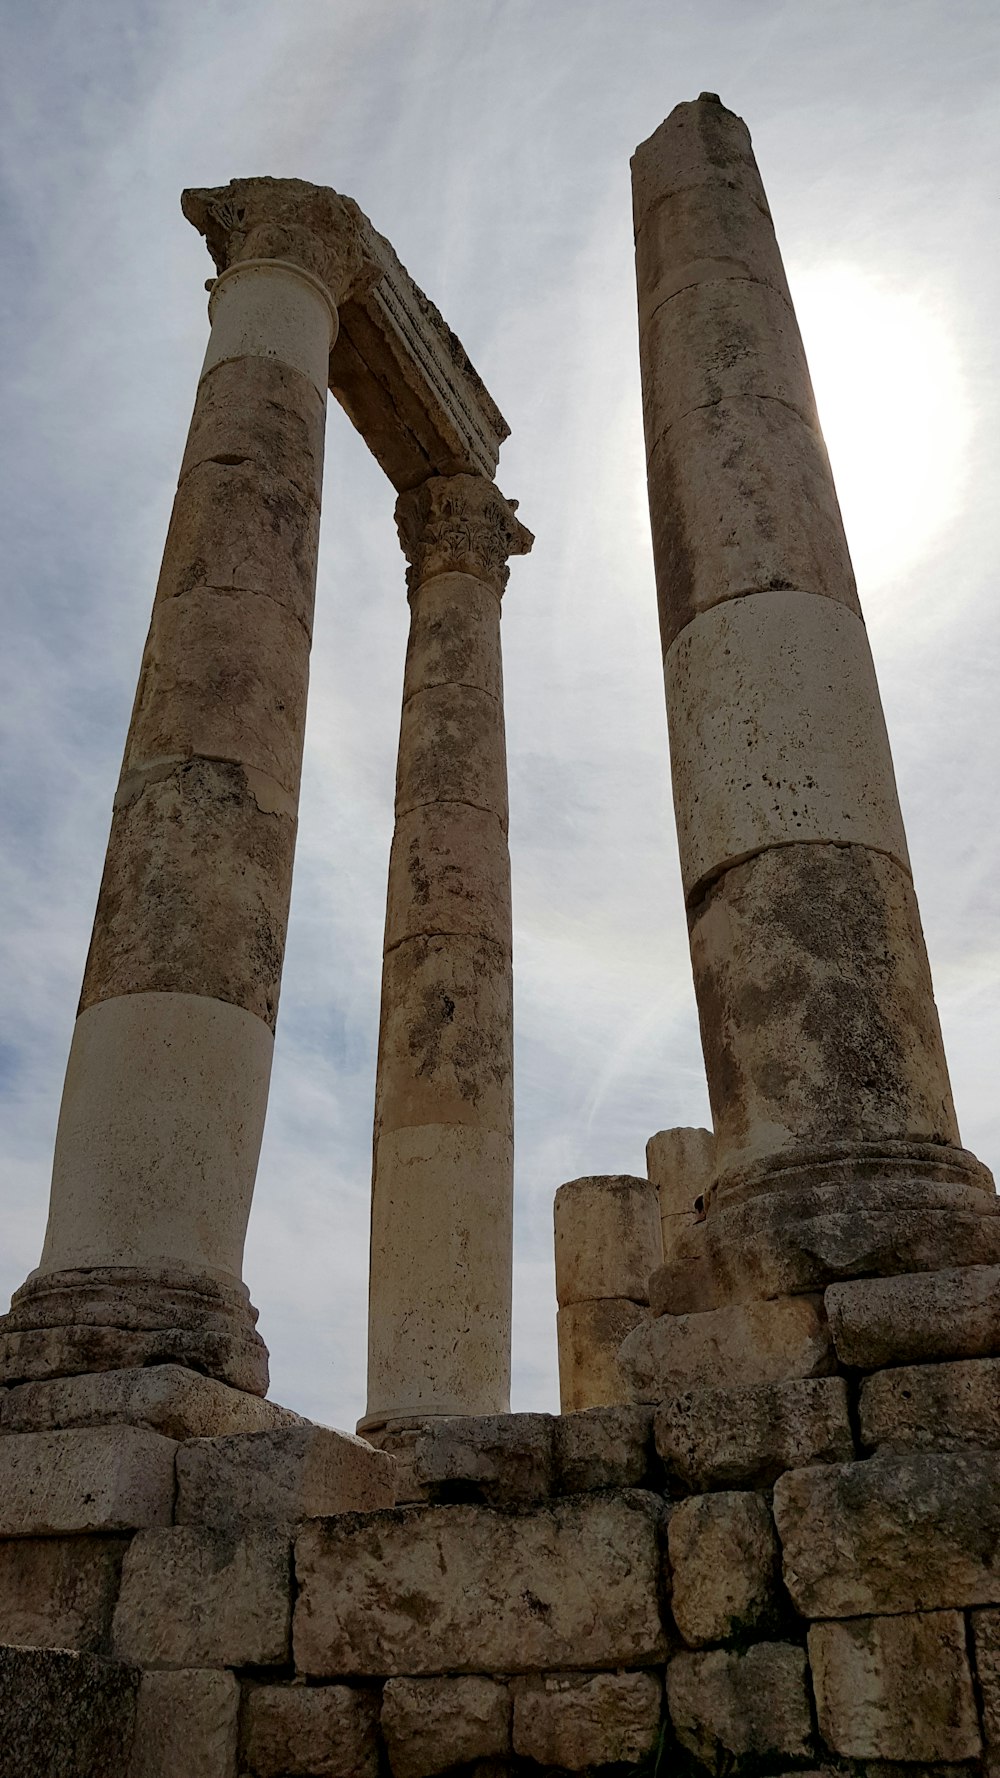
[{"xmin": 791, "ymin": 264, "xmax": 970, "ymax": 596}]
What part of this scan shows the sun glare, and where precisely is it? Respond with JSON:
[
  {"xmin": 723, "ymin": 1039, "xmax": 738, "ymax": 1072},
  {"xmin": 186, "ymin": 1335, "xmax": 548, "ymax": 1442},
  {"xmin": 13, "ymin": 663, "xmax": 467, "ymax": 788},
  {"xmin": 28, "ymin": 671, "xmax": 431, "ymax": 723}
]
[{"xmin": 792, "ymin": 265, "xmax": 970, "ymax": 595}]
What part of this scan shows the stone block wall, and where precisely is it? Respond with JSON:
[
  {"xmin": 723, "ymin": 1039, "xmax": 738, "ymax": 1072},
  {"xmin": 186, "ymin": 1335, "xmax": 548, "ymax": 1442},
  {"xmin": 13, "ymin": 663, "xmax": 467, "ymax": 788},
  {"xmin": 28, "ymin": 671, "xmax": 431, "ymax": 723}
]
[{"xmin": 3, "ymin": 1376, "xmax": 1000, "ymax": 1775}]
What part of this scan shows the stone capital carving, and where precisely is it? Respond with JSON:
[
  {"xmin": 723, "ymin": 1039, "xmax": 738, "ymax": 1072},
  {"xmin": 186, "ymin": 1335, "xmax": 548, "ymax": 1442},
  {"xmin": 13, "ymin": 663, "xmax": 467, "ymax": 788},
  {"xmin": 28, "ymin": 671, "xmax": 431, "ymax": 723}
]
[
  {"xmin": 181, "ymin": 177, "xmax": 380, "ymax": 310},
  {"xmin": 395, "ymin": 474, "xmax": 533, "ymax": 597}
]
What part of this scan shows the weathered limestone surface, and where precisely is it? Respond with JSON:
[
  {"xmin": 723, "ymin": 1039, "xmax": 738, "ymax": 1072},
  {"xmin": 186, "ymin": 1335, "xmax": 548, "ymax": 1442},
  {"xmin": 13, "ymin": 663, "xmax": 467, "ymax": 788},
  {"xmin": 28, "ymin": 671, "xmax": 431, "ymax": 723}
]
[
  {"xmin": 554, "ymin": 1175, "xmax": 662, "ymax": 1305},
  {"xmin": 668, "ymin": 1492, "xmax": 782, "ymax": 1645},
  {"xmin": 0, "ymin": 1645, "xmax": 138, "ymax": 1778},
  {"xmin": 971, "ymin": 1610, "xmax": 1000, "ymax": 1743},
  {"xmin": 667, "ymin": 1642, "xmax": 813, "ymax": 1768},
  {"xmin": 774, "ymin": 1453, "xmax": 1000, "ymax": 1616},
  {"xmin": 382, "ymin": 1676, "xmax": 510, "ymax": 1778},
  {"xmin": 646, "ymin": 1126, "xmax": 713, "ymax": 1261},
  {"xmin": 0, "ymin": 1535, "xmax": 126, "ymax": 1653},
  {"xmin": 557, "ymin": 1298, "xmax": 647, "ymax": 1411},
  {"xmin": 113, "ymin": 1526, "xmax": 291, "ymax": 1668},
  {"xmin": 0, "ymin": 1427, "xmax": 176, "ymax": 1536},
  {"xmin": 129, "ymin": 1668, "xmax": 240, "ymax": 1778},
  {"xmin": 655, "ymin": 1378, "xmax": 853, "ymax": 1490},
  {"xmin": 0, "ymin": 1364, "xmax": 308, "ymax": 1439},
  {"xmin": 808, "ymin": 1612, "xmax": 980, "ymax": 1761},
  {"xmin": 827, "ymin": 1266, "xmax": 1000, "ymax": 1369},
  {"xmin": 176, "ymin": 1427, "xmax": 395, "ymax": 1530},
  {"xmin": 403, "ymin": 1413, "xmax": 554, "ymax": 1506},
  {"xmin": 861, "ymin": 1359, "xmax": 1000, "ymax": 1453},
  {"xmin": 620, "ymin": 1294, "xmax": 833, "ymax": 1401},
  {"xmin": 554, "ymin": 1404, "xmax": 654, "ymax": 1492},
  {"xmin": 294, "ymin": 1494, "xmax": 667, "ymax": 1676},
  {"xmin": 512, "ymin": 1671, "xmax": 662, "ymax": 1769},
  {"xmin": 243, "ymin": 1682, "xmax": 380, "ymax": 1778}
]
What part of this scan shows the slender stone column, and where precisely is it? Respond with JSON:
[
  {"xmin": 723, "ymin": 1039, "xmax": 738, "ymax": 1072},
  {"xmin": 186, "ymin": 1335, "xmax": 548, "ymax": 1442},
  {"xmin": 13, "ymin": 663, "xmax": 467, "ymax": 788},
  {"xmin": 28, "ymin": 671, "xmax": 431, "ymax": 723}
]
[
  {"xmin": 632, "ymin": 97, "xmax": 990, "ymax": 1220},
  {"xmin": 361, "ymin": 474, "xmax": 532, "ymax": 1432},
  {"xmin": 0, "ymin": 182, "xmax": 366, "ymax": 1393}
]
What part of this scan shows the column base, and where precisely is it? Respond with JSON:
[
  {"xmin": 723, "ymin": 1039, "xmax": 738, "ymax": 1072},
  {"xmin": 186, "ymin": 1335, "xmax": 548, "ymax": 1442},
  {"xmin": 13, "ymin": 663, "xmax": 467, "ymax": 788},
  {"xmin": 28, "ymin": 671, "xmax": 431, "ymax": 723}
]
[{"xmin": 0, "ymin": 1265, "xmax": 269, "ymax": 1395}]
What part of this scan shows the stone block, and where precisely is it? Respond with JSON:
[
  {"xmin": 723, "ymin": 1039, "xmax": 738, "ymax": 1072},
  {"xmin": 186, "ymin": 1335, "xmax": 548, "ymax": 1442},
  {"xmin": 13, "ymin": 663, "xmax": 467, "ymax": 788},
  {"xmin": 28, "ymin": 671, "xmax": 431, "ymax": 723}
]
[
  {"xmin": 0, "ymin": 1646, "xmax": 138, "ymax": 1778},
  {"xmin": 0, "ymin": 1535, "xmax": 126, "ymax": 1652},
  {"xmin": 129, "ymin": 1668, "xmax": 239, "ymax": 1778},
  {"xmin": 631, "ymin": 100, "xmax": 771, "ymax": 237},
  {"xmin": 554, "ymin": 1175, "xmax": 661, "ymax": 1306},
  {"xmin": 774, "ymin": 1452, "xmax": 1000, "ymax": 1616},
  {"xmin": 620, "ymin": 1295, "xmax": 833, "ymax": 1402},
  {"xmin": 513, "ymin": 1671, "xmax": 662, "ymax": 1769},
  {"xmin": 971, "ymin": 1609, "xmax": 1000, "ymax": 1741},
  {"xmin": 808, "ymin": 1612, "xmax": 980, "ymax": 1761},
  {"xmin": 382, "ymin": 1676, "xmax": 509, "ymax": 1778},
  {"xmin": 668, "ymin": 1492, "xmax": 782, "ymax": 1646},
  {"xmin": 294, "ymin": 1493, "xmax": 668, "ymax": 1677},
  {"xmin": 635, "ymin": 176, "xmax": 791, "ymax": 322},
  {"xmin": 243, "ymin": 1683, "xmax": 379, "ymax": 1778},
  {"xmin": 408, "ymin": 1413, "xmax": 553, "ymax": 1505},
  {"xmin": 374, "ymin": 935, "xmax": 511, "ymax": 1138},
  {"xmin": 394, "ymin": 683, "xmax": 509, "ymax": 825},
  {"xmin": 384, "ymin": 803, "xmax": 512, "ymax": 954},
  {"xmin": 553, "ymin": 1404, "xmax": 655, "ymax": 1492},
  {"xmin": 0, "ymin": 1364, "xmax": 307, "ymax": 1440},
  {"xmin": 0, "ymin": 1427, "xmax": 176, "ymax": 1535},
  {"xmin": 368, "ymin": 1422, "xmax": 432, "ymax": 1504},
  {"xmin": 827, "ymin": 1266, "xmax": 1000, "ymax": 1369},
  {"xmin": 667, "ymin": 1642, "xmax": 813, "ymax": 1770},
  {"xmin": 181, "ymin": 353, "xmax": 326, "ymax": 505},
  {"xmin": 646, "ymin": 1126, "xmax": 713, "ymax": 1245},
  {"xmin": 557, "ymin": 1298, "xmax": 647, "ymax": 1412},
  {"xmin": 655, "ymin": 1378, "xmax": 853, "ymax": 1490},
  {"xmin": 113, "ymin": 1526, "xmax": 291, "ymax": 1668},
  {"xmin": 176, "ymin": 1426, "xmax": 395, "ymax": 1529},
  {"xmin": 861, "ymin": 1358, "xmax": 1000, "ymax": 1453}
]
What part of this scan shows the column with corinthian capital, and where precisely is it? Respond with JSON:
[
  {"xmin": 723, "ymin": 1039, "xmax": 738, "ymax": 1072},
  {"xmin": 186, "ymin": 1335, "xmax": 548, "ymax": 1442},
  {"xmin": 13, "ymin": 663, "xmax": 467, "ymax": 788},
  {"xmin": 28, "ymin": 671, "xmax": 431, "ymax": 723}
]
[
  {"xmin": 0, "ymin": 181, "xmax": 370, "ymax": 1395},
  {"xmin": 361, "ymin": 474, "xmax": 532, "ymax": 1432}
]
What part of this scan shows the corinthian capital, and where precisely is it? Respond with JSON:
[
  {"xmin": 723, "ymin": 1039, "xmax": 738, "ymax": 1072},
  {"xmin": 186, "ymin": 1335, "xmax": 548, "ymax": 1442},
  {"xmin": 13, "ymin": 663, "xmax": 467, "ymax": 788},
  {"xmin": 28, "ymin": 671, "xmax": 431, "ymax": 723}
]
[
  {"xmin": 395, "ymin": 474, "xmax": 533, "ymax": 598},
  {"xmin": 181, "ymin": 177, "xmax": 379, "ymax": 309}
]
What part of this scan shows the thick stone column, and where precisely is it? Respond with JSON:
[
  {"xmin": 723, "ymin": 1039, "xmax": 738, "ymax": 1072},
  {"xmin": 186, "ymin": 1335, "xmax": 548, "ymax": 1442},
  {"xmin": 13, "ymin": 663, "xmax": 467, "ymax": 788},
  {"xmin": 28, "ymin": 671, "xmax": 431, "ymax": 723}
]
[
  {"xmin": 361, "ymin": 474, "xmax": 532, "ymax": 1432},
  {"xmin": 632, "ymin": 98, "xmax": 990, "ymax": 1238},
  {"xmin": 0, "ymin": 182, "xmax": 367, "ymax": 1394}
]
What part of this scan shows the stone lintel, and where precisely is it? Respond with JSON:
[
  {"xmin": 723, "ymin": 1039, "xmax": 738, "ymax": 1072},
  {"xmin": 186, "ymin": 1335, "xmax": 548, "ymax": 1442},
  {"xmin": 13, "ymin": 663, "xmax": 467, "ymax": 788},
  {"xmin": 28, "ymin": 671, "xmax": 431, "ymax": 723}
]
[{"xmin": 182, "ymin": 176, "xmax": 509, "ymax": 492}]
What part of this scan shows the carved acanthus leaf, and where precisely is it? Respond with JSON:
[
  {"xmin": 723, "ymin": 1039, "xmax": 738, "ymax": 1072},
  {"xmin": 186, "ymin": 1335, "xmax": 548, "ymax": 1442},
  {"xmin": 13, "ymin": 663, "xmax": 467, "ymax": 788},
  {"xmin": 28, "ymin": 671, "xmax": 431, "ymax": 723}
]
[
  {"xmin": 395, "ymin": 474, "xmax": 533, "ymax": 597},
  {"xmin": 181, "ymin": 178, "xmax": 380, "ymax": 308}
]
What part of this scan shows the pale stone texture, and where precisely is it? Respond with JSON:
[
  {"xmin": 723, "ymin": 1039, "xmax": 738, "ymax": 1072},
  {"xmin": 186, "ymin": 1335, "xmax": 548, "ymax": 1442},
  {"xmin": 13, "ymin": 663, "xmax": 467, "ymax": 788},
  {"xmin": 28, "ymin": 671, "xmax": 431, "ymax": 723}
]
[
  {"xmin": 0, "ymin": 1535, "xmax": 126, "ymax": 1652},
  {"xmin": 667, "ymin": 593, "xmax": 909, "ymax": 897},
  {"xmin": 41, "ymin": 994, "xmax": 273, "ymax": 1277},
  {"xmin": 631, "ymin": 98, "xmax": 772, "ymax": 236},
  {"xmin": 861, "ymin": 1358, "xmax": 1000, "ymax": 1453},
  {"xmin": 382, "ymin": 1676, "xmax": 510, "ymax": 1778},
  {"xmin": 0, "ymin": 1364, "xmax": 308, "ymax": 1439},
  {"xmin": 774, "ymin": 1452, "xmax": 1000, "ymax": 1616},
  {"xmin": 667, "ymin": 1642, "xmax": 812, "ymax": 1769},
  {"xmin": 646, "ymin": 1126, "xmax": 713, "ymax": 1260},
  {"xmin": 554, "ymin": 1174, "xmax": 662, "ymax": 1305},
  {"xmin": 0, "ymin": 1646, "xmax": 138, "ymax": 1778},
  {"xmin": 202, "ymin": 259, "xmax": 335, "ymax": 394},
  {"xmin": 364, "ymin": 478, "xmax": 530, "ymax": 1430},
  {"xmin": 176, "ymin": 1426, "xmax": 395, "ymax": 1529},
  {"xmin": 635, "ymin": 175, "xmax": 791, "ymax": 323},
  {"xmin": 179, "ymin": 355, "xmax": 325, "ymax": 503},
  {"xmin": 808, "ymin": 1612, "xmax": 980, "ymax": 1761},
  {"xmin": 619, "ymin": 1294, "xmax": 833, "ymax": 1401},
  {"xmin": 668, "ymin": 1492, "xmax": 782, "ymax": 1645},
  {"xmin": 113, "ymin": 1526, "xmax": 291, "ymax": 1668},
  {"xmin": 554, "ymin": 1403, "xmax": 654, "ymax": 1492},
  {"xmin": 656, "ymin": 1378, "xmax": 853, "ymax": 1490},
  {"xmin": 294, "ymin": 1494, "xmax": 667, "ymax": 1677},
  {"xmin": 827, "ymin": 1265, "xmax": 1000, "ymax": 1368},
  {"xmin": 970, "ymin": 1609, "xmax": 1000, "ymax": 1742},
  {"xmin": 0, "ymin": 1426, "xmax": 176, "ymax": 1535},
  {"xmin": 557, "ymin": 1298, "xmax": 647, "ymax": 1411},
  {"xmin": 512, "ymin": 1671, "xmax": 662, "ymax": 1769},
  {"xmin": 129, "ymin": 1668, "xmax": 239, "ymax": 1778},
  {"xmin": 243, "ymin": 1683, "xmax": 380, "ymax": 1778},
  {"xmin": 405, "ymin": 1413, "xmax": 553, "ymax": 1505}
]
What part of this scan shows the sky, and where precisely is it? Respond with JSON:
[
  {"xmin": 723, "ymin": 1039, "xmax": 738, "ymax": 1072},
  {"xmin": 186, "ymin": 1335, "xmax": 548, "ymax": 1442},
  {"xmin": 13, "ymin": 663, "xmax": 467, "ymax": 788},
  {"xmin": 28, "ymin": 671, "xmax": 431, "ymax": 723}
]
[{"xmin": 1, "ymin": 0, "xmax": 998, "ymax": 1427}]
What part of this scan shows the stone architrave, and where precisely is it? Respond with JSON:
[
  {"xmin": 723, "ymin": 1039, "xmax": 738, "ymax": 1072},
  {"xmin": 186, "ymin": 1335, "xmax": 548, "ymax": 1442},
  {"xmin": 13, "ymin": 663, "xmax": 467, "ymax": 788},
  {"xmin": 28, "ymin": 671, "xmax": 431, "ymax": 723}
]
[
  {"xmin": 361, "ymin": 474, "xmax": 532, "ymax": 1430},
  {"xmin": 630, "ymin": 95, "xmax": 991, "ymax": 1251}
]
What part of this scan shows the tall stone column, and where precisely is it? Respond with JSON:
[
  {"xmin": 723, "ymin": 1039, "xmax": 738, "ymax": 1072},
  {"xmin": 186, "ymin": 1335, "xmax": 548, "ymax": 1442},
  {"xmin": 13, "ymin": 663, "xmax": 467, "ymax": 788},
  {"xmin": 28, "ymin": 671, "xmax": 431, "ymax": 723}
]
[
  {"xmin": 361, "ymin": 474, "xmax": 532, "ymax": 1432},
  {"xmin": 0, "ymin": 181, "xmax": 367, "ymax": 1394},
  {"xmin": 632, "ymin": 97, "xmax": 990, "ymax": 1246}
]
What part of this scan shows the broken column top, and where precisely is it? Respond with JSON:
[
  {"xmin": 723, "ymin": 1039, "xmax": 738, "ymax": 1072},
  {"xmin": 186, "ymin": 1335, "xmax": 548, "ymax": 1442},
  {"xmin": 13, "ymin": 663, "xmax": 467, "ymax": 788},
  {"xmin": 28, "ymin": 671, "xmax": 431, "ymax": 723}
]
[
  {"xmin": 182, "ymin": 176, "xmax": 510, "ymax": 493},
  {"xmin": 630, "ymin": 93, "xmax": 771, "ymax": 236}
]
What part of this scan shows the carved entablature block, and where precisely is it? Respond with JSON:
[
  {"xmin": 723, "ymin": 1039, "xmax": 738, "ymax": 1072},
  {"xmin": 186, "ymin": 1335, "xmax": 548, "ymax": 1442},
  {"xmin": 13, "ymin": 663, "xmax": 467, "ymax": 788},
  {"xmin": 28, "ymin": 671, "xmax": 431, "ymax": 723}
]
[
  {"xmin": 395, "ymin": 474, "xmax": 533, "ymax": 598},
  {"xmin": 183, "ymin": 179, "xmax": 510, "ymax": 494}
]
